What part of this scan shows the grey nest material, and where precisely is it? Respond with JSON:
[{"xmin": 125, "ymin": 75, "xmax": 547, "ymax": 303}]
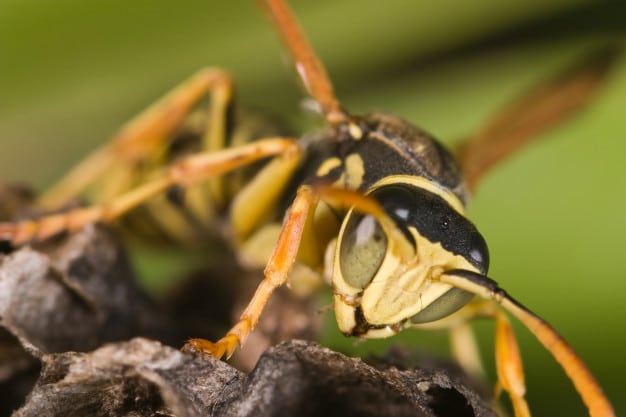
[
  {"xmin": 15, "ymin": 339, "xmax": 496, "ymax": 417},
  {"xmin": 0, "ymin": 223, "xmax": 496, "ymax": 417}
]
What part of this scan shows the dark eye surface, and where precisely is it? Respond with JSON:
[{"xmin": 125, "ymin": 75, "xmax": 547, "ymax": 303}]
[
  {"xmin": 339, "ymin": 214, "xmax": 387, "ymax": 289},
  {"xmin": 468, "ymin": 231, "xmax": 489, "ymax": 272}
]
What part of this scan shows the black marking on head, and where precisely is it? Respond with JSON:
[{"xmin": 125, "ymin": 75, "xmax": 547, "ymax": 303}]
[
  {"xmin": 350, "ymin": 307, "xmax": 386, "ymax": 337},
  {"xmin": 371, "ymin": 184, "xmax": 490, "ymax": 273}
]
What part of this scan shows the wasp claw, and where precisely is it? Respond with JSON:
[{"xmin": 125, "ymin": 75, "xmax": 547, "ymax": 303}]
[
  {"xmin": 0, "ymin": 223, "xmax": 16, "ymax": 242},
  {"xmin": 0, "ymin": 221, "xmax": 38, "ymax": 246},
  {"xmin": 182, "ymin": 338, "xmax": 224, "ymax": 359},
  {"xmin": 182, "ymin": 335, "xmax": 239, "ymax": 360}
]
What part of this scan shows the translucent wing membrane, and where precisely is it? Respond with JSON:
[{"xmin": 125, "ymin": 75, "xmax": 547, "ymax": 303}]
[{"xmin": 455, "ymin": 46, "xmax": 619, "ymax": 191}]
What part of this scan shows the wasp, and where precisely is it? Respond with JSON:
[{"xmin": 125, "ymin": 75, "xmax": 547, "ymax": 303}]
[{"xmin": 0, "ymin": 1, "xmax": 618, "ymax": 416}]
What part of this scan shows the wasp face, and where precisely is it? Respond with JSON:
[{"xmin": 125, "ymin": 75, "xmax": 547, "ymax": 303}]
[{"xmin": 332, "ymin": 178, "xmax": 490, "ymax": 338}]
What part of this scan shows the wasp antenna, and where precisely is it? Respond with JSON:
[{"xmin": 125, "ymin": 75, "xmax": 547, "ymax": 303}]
[
  {"xmin": 440, "ymin": 269, "xmax": 615, "ymax": 417},
  {"xmin": 313, "ymin": 184, "xmax": 416, "ymax": 262},
  {"xmin": 259, "ymin": 0, "xmax": 349, "ymax": 125}
]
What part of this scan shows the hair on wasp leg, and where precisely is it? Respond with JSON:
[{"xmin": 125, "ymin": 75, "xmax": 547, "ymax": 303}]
[{"xmin": 0, "ymin": 1, "xmax": 622, "ymax": 417}]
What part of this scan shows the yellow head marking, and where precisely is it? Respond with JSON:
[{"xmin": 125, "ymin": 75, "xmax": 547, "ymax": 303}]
[
  {"xmin": 342, "ymin": 153, "xmax": 365, "ymax": 190},
  {"xmin": 359, "ymin": 233, "xmax": 476, "ymax": 327},
  {"xmin": 316, "ymin": 157, "xmax": 342, "ymax": 178},
  {"xmin": 371, "ymin": 175, "xmax": 465, "ymax": 215},
  {"xmin": 348, "ymin": 122, "xmax": 363, "ymax": 139}
]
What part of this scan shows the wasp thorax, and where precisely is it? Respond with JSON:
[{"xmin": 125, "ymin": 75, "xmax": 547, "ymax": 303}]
[{"xmin": 332, "ymin": 180, "xmax": 490, "ymax": 338}]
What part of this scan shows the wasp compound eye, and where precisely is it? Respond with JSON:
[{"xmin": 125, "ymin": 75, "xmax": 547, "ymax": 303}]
[
  {"xmin": 338, "ymin": 184, "xmax": 419, "ymax": 290},
  {"xmin": 339, "ymin": 214, "xmax": 387, "ymax": 289},
  {"xmin": 410, "ymin": 287, "xmax": 475, "ymax": 324}
]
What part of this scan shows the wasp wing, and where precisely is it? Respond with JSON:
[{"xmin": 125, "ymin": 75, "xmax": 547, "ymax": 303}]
[{"xmin": 455, "ymin": 46, "xmax": 619, "ymax": 192}]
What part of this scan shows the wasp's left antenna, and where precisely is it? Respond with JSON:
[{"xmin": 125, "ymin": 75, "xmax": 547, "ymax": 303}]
[{"xmin": 259, "ymin": 0, "xmax": 349, "ymax": 125}]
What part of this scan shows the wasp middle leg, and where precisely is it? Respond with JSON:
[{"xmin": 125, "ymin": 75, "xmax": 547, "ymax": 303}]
[{"xmin": 0, "ymin": 138, "xmax": 300, "ymax": 245}]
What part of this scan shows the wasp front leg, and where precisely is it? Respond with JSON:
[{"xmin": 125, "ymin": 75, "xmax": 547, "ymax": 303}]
[
  {"xmin": 184, "ymin": 185, "xmax": 319, "ymax": 359},
  {"xmin": 182, "ymin": 183, "xmax": 408, "ymax": 359},
  {"xmin": 446, "ymin": 302, "xmax": 531, "ymax": 416},
  {"xmin": 415, "ymin": 298, "xmax": 528, "ymax": 416},
  {"xmin": 39, "ymin": 68, "xmax": 234, "ymax": 208}
]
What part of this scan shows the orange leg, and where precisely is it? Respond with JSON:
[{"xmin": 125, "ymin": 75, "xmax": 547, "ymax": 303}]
[
  {"xmin": 182, "ymin": 184, "xmax": 421, "ymax": 359},
  {"xmin": 438, "ymin": 269, "xmax": 615, "ymax": 417},
  {"xmin": 0, "ymin": 138, "xmax": 298, "ymax": 245},
  {"xmin": 416, "ymin": 299, "xmax": 528, "ymax": 415},
  {"xmin": 184, "ymin": 185, "xmax": 318, "ymax": 359},
  {"xmin": 425, "ymin": 301, "xmax": 528, "ymax": 416},
  {"xmin": 449, "ymin": 320, "xmax": 488, "ymax": 384},
  {"xmin": 39, "ymin": 68, "xmax": 233, "ymax": 207},
  {"xmin": 447, "ymin": 303, "xmax": 530, "ymax": 417},
  {"xmin": 494, "ymin": 311, "xmax": 531, "ymax": 417}
]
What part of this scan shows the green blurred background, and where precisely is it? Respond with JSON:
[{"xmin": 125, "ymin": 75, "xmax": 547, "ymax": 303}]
[{"xmin": 1, "ymin": 1, "xmax": 625, "ymax": 416}]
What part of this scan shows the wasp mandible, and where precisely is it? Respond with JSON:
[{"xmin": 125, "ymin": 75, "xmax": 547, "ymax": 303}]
[{"xmin": 0, "ymin": 1, "xmax": 616, "ymax": 416}]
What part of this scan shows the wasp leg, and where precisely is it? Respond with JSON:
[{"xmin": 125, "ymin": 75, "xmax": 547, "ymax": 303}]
[
  {"xmin": 0, "ymin": 138, "xmax": 298, "ymax": 245},
  {"xmin": 448, "ymin": 306, "xmax": 531, "ymax": 417},
  {"xmin": 39, "ymin": 68, "xmax": 234, "ymax": 207},
  {"xmin": 183, "ymin": 184, "xmax": 413, "ymax": 359},
  {"xmin": 184, "ymin": 185, "xmax": 318, "ymax": 359},
  {"xmin": 432, "ymin": 301, "xmax": 530, "ymax": 417},
  {"xmin": 229, "ymin": 148, "xmax": 305, "ymax": 273},
  {"xmin": 416, "ymin": 300, "xmax": 522, "ymax": 416},
  {"xmin": 438, "ymin": 269, "xmax": 615, "ymax": 417},
  {"xmin": 493, "ymin": 311, "xmax": 531, "ymax": 417},
  {"xmin": 230, "ymin": 146, "xmax": 302, "ymax": 243},
  {"xmin": 449, "ymin": 320, "xmax": 488, "ymax": 384}
]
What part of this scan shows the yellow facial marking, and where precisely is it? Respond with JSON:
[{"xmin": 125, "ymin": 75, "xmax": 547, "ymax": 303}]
[
  {"xmin": 334, "ymin": 294, "xmax": 357, "ymax": 333},
  {"xmin": 316, "ymin": 157, "xmax": 342, "ymax": 178},
  {"xmin": 348, "ymin": 122, "xmax": 363, "ymax": 139},
  {"xmin": 367, "ymin": 231, "xmax": 475, "ymax": 324},
  {"xmin": 337, "ymin": 153, "xmax": 365, "ymax": 190},
  {"xmin": 371, "ymin": 175, "xmax": 465, "ymax": 215},
  {"xmin": 317, "ymin": 153, "xmax": 365, "ymax": 191}
]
